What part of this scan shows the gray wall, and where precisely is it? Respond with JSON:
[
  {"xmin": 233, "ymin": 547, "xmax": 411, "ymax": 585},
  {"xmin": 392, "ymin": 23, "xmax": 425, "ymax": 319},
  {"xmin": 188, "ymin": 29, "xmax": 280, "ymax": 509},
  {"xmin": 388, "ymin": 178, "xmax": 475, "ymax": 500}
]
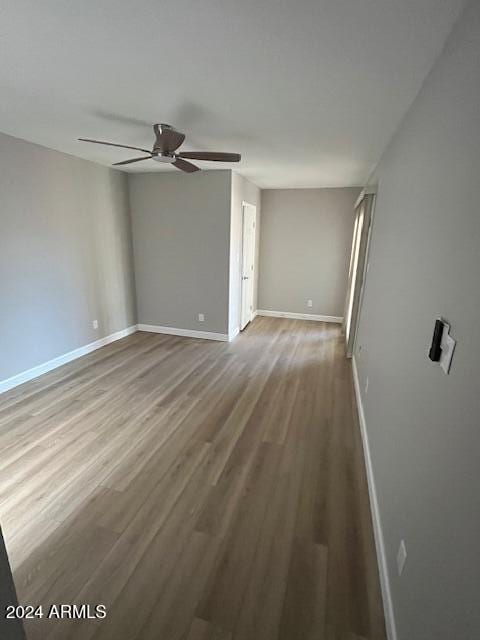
[
  {"xmin": 355, "ymin": 1, "xmax": 480, "ymax": 638},
  {"xmin": 229, "ymin": 173, "xmax": 261, "ymax": 335},
  {"xmin": 129, "ymin": 171, "xmax": 231, "ymax": 336},
  {"xmin": 258, "ymin": 187, "xmax": 359, "ymax": 317},
  {"xmin": 0, "ymin": 132, "xmax": 136, "ymax": 382}
]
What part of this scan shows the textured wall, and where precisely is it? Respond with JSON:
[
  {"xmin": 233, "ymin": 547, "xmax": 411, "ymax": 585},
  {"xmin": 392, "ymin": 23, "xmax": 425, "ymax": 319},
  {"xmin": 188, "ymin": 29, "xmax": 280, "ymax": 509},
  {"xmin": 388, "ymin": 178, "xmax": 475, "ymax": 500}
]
[
  {"xmin": 355, "ymin": 2, "xmax": 480, "ymax": 637},
  {"xmin": 258, "ymin": 187, "xmax": 359, "ymax": 317},
  {"xmin": 0, "ymin": 132, "xmax": 136, "ymax": 381},
  {"xmin": 129, "ymin": 170, "xmax": 231, "ymax": 335}
]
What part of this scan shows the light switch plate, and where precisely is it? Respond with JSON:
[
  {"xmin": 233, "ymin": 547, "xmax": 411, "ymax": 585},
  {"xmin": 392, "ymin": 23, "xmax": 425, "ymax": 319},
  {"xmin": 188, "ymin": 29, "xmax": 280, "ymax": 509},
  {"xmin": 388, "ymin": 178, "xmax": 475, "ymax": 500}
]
[
  {"xmin": 439, "ymin": 322, "xmax": 456, "ymax": 374},
  {"xmin": 397, "ymin": 540, "xmax": 407, "ymax": 576}
]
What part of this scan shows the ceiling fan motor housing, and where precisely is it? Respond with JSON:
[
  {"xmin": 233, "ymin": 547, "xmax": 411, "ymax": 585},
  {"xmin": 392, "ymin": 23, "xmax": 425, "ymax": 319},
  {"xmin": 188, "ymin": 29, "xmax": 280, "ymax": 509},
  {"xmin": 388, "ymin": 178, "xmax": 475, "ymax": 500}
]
[{"xmin": 152, "ymin": 154, "xmax": 176, "ymax": 163}]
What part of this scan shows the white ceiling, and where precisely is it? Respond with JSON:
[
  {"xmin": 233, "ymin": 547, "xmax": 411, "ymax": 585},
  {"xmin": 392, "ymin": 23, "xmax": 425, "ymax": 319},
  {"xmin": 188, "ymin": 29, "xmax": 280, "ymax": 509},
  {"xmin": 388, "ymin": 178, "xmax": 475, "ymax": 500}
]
[{"xmin": 0, "ymin": 0, "xmax": 466, "ymax": 188}]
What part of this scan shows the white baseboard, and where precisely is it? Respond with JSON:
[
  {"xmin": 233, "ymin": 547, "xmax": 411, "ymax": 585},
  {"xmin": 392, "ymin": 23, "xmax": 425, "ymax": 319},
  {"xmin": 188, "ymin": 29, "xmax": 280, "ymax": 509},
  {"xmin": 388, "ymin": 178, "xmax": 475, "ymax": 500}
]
[
  {"xmin": 257, "ymin": 309, "xmax": 343, "ymax": 324},
  {"xmin": 137, "ymin": 324, "xmax": 229, "ymax": 342},
  {"xmin": 352, "ymin": 357, "xmax": 397, "ymax": 640},
  {"xmin": 0, "ymin": 325, "xmax": 137, "ymax": 395},
  {"xmin": 228, "ymin": 327, "xmax": 240, "ymax": 342}
]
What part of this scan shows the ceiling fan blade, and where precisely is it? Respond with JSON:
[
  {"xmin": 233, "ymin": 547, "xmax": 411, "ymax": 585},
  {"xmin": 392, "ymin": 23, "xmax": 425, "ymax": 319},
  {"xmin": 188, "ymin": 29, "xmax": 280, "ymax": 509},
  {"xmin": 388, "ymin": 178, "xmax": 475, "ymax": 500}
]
[
  {"xmin": 153, "ymin": 124, "xmax": 186, "ymax": 153},
  {"xmin": 178, "ymin": 151, "xmax": 241, "ymax": 162},
  {"xmin": 78, "ymin": 138, "xmax": 151, "ymax": 153},
  {"xmin": 173, "ymin": 157, "xmax": 200, "ymax": 173},
  {"xmin": 112, "ymin": 156, "xmax": 153, "ymax": 166}
]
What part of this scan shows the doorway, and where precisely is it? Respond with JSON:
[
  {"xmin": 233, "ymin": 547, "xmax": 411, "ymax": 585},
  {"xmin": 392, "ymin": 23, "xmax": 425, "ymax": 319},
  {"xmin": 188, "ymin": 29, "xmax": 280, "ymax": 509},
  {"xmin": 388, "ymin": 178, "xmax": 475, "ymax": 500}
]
[
  {"xmin": 344, "ymin": 190, "xmax": 376, "ymax": 357},
  {"xmin": 240, "ymin": 202, "xmax": 257, "ymax": 330}
]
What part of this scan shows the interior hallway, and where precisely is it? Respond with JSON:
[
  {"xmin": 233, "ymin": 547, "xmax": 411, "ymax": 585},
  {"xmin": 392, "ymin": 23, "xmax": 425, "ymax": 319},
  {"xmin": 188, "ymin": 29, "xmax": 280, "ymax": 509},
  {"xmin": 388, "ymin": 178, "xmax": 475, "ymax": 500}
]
[{"xmin": 0, "ymin": 317, "xmax": 386, "ymax": 640}]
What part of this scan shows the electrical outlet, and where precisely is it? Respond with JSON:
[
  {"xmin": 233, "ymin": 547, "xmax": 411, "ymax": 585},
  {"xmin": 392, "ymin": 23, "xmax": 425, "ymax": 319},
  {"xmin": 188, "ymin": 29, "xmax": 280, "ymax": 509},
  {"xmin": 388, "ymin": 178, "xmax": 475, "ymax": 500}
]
[
  {"xmin": 307, "ymin": 299, "xmax": 313, "ymax": 308},
  {"xmin": 198, "ymin": 313, "xmax": 205, "ymax": 322},
  {"xmin": 397, "ymin": 540, "xmax": 407, "ymax": 576},
  {"xmin": 365, "ymin": 377, "xmax": 369, "ymax": 394},
  {"xmin": 92, "ymin": 319, "xmax": 99, "ymax": 330}
]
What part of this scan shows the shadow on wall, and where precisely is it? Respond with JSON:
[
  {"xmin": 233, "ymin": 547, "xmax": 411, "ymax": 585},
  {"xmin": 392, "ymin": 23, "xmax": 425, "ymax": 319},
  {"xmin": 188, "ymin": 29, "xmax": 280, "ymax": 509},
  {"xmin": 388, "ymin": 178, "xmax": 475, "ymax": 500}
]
[{"xmin": 90, "ymin": 170, "xmax": 137, "ymax": 335}]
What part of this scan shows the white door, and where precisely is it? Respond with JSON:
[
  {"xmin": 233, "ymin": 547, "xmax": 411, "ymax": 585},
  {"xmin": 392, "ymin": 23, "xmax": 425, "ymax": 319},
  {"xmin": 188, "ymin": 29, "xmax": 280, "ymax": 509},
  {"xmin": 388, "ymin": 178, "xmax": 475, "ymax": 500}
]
[{"xmin": 240, "ymin": 203, "xmax": 256, "ymax": 330}]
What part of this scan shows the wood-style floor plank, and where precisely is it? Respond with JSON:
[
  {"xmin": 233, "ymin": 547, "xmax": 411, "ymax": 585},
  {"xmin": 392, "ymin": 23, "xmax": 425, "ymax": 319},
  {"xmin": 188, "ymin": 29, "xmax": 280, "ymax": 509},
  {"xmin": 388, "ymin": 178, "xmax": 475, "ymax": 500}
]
[{"xmin": 0, "ymin": 317, "xmax": 386, "ymax": 640}]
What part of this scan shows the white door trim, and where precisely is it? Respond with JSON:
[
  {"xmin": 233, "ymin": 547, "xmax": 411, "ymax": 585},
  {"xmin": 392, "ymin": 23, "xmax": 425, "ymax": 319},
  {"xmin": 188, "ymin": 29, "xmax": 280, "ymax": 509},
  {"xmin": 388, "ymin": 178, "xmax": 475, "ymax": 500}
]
[{"xmin": 240, "ymin": 201, "xmax": 257, "ymax": 330}]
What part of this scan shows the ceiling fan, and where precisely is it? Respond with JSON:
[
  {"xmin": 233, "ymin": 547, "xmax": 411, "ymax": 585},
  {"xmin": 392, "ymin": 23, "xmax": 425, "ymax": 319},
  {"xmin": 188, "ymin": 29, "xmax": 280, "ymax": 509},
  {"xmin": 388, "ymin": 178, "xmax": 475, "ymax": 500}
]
[{"xmin": 78, "ymin": 124, "xmax": 241, "ymax": 173}]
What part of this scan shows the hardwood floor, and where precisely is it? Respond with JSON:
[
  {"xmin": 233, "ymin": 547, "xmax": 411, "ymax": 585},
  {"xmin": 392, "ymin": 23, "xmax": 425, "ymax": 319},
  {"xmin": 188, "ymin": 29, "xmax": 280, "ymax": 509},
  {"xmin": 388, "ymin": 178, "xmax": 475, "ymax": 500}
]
[{"xmin": 0, "ymin": 317, "xmax": 386, "ymax": 640}]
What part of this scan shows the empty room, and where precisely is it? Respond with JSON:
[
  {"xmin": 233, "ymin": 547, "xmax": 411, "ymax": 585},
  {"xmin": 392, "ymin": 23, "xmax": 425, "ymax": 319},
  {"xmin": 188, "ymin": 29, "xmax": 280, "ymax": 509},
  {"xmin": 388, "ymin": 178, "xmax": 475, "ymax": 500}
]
[{"xmin": 1, "ymin": 1, "xmax": 479, "ymax": 640}]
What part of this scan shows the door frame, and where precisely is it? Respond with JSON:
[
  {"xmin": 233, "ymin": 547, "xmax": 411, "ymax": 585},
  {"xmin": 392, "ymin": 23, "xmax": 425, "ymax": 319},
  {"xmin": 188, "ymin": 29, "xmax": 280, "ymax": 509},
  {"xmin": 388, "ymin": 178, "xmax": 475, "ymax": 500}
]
[
  {"xmin": 240, "ymin": 201, "xmax": 257, "ymax": 331},
  {"xmin": 344, "ymin": 187, "xmax": 377, "ymax": 357}
]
